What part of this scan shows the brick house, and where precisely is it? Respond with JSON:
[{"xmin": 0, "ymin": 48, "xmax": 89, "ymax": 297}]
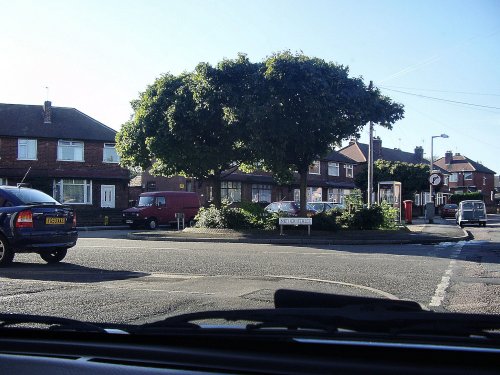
[
  {"xmin": 202, "ymin": 150, "xmax": 358, "ymax": 206},
  {"xmin": 433, "ymin": 151, "xmax": 496, "ymax": 205},
  {"xmin": 129, "ymin": 150, "xmax": 358, "ymax": 206},
  {"xmin": 0, "ymin": 102, "xmax": 130, "ymax": 225},
  {"xmin": 338, "ymin": 137, "xmax": 426, "ymax": 175}
]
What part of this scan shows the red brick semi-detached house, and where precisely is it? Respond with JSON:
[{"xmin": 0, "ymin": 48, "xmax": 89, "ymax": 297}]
[
  {"xmin": 0, "ymin": 101, "xmax": 130, "ymax": 225},
  {"xmin": 434, "ymin": 151, "xmax": 496, "ymax": 205}
]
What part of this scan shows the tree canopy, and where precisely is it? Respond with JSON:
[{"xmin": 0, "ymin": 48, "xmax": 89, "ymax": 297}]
[
  {"xmin": 116, "ymin": 54, "xmax": 258, "ymax": 207},
  {"xmin": 249, "ymin": 51, "xmax": 404, "ymax": 213},
  {"xmin": 116, "ymin": 51, "xmax": 404, "ymax": 211}
]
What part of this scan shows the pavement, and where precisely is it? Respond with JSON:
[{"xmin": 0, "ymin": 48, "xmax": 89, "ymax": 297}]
[{"xmin": 117, "ymin": 216, "xmax": 470, "ymax": 245}]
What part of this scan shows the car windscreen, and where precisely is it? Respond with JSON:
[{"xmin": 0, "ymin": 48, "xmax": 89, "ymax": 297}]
[
  {"xmin": 8, "ymin": 188, "xmax": 60, "ymax": 205},
  {"xmin": 137, "ymin": 196, "xmax": 154, "ymax": 207}
]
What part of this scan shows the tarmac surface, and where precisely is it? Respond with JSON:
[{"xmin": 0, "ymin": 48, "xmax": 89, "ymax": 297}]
[{"xmin": 118, "ymin": 217, "xmax": 469, "ymax": 245}]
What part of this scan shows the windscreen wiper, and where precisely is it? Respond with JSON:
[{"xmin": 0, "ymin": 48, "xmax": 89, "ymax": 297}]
[{"xmin": 0, "ymin": 313, "xmax": 107, "ymax": 333}]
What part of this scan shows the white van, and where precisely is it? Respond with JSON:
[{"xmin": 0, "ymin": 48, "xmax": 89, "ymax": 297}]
[{"xmin": 455, "ymin": 200, "xmax": 487, "ymax": 227}]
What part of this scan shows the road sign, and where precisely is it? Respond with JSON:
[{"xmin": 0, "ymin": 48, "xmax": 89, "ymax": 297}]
[{"xmin": 429, "ymin": 173, "xmax": 442, "ymax": 186}]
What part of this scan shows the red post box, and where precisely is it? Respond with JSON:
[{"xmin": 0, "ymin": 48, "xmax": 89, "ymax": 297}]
[{"xmin": 403, "ymin": 200, "xmax": 413, "ymax": 224}]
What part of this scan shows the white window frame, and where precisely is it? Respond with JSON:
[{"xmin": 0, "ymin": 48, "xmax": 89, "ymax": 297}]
[
  {"xmin": 0, "ymin": 178, "xmax": 7, "ymax": 186},
  {"xmin": 464, "ymin": 172, "xmax": 473, "ymax": 181},
  {"xmin": 294, "ymin": 187, "xmax": 322, "ymax": 202},
  {"xmin": 449, "ymin": 173, "xmax": 458, "ymax": 183},
  {"xmin": 53, "ymin": 179, "xmax": 92, "ymax": 205},
  {"xmin": 328, "ymin": 162, "xmax": 339, "ymax": 177},
  {"xmin": 103, "ymin": 143, "xmax": 120, "ymax": 163},
  {"xmin": 57, "ymin": 140, "xmax": 84, "ymax": 162},
  {"xmin": 328, "ymin": 188, "xmax": 349, "ymax": 204},
  {"xmin": 17, "ymin": 139, "xmax": 37, "ymax": 160},
  {"xmin": 345, "ymin": 164, "xmax": 354, "ymax": 178},
  {"xmin": 308, "ymin": 161, "xmax": 321, "ymax": 175},
  {"xmin": 443, "ymin": 175, "xmax": 449, "ymax": 186}
]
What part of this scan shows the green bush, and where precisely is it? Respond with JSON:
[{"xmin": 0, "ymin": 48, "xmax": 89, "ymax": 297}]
[
  {"xmin": 195, "ymin": 202, "xmax": 279, "ymax": 230},
  {"xmin": 449, "ymin": 192, "xmax": 483, "ymax": 204},
  {"xmin": 194, "ymin": 205, "xmax": 228, "ymax": 229},
  {"xmin": 312, "ymin": 210, "xmax": 339, "ymax": 231}
]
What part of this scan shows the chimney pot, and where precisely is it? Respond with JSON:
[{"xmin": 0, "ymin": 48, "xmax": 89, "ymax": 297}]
[
  {"xmin": 414, "ymin": 146, "xmax": 424, "ymax": 163},
  {"xmin": 373, "ymin": 137, "xmax": 382, "ymax": 158},
  {"xmin": 445, "ymin": 151, "xmax": 453, "ymax": 164},
  {"xmin": 43, "ymin": 101, "xmax": 52, "ymax": 124}
]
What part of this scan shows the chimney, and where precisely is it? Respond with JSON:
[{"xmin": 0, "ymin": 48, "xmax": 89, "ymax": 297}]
[
  {"xmin": 373, "ymin": 137, "xmax": 382, "ymax": 158},
  {"xmin": 445, "ymin": 151, "xmax": 453, "ymax": 165},
  {"xmin": 348, "ymin": 136, "xmax": 357, "ymax": 146},
  {"xmin": 43, "ymin": 101, "xmax": 52, "ymax": 124},
  {"xmin": 414, "ymin": 146, "xmax": 423, "ymax": 163}
]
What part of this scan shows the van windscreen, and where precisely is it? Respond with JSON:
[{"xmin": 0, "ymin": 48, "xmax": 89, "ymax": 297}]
[{"xmin": 137, "ymin": 196, "xmax": 154, "ymax": 207}]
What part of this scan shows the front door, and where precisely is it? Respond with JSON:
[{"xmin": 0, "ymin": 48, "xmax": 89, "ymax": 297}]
[{"xmin": 101, "ymin": 185, "xmax": 115, "ymax": 208}]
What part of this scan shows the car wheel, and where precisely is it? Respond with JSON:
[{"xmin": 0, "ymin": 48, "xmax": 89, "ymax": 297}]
[
  {"xmin": 40, "ymin": 248, "xmax": 68, "ymax": 264},
  {"xmin": 146, "ymin": 218, "xmax": 158, "ymax": 230},
  {"xmin": 0, "ymin": 235, "xmax": 14, "ymax": 267}
]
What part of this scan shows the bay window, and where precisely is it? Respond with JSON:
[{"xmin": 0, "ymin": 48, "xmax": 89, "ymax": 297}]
[
  {"xmin": 221, "ymin": 181, "xmax": 241, "ymax": 202},
  {"xmin": 252, "ymin": 184, "xmax": 272, "ymax": 203},
  {"xmin": 53, "ymin": 179, "xmax": 92, "ymax": 204}
]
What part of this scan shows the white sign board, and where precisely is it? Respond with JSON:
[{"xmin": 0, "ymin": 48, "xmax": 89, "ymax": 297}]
[{"xmin": 279, "ymin": 217, "xmax": 312, "ymax": 225}]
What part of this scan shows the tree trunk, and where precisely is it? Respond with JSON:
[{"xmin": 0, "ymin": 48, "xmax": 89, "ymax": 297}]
[
  {"xmin": 298, "ymin": 168, "xmax": 308, "ymax": 216},
  {"xmin": 212, "ymin": 171, "xmax": 222, "ymax": 209}
]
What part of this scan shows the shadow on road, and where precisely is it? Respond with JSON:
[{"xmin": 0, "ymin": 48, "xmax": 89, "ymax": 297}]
[{"xmin": 1, "ymin": 262, "xmax": 149, "ymax": 283}]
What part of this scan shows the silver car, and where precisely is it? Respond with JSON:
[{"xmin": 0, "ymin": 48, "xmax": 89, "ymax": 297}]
[{"xmin": 455, "ymin": 200, "xmax": 487, "ymax": 227}]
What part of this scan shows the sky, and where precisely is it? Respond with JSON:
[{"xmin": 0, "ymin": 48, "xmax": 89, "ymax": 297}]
[{"xmin": 1, "ymin": 0, "xmax": 499, "ymax": 174}]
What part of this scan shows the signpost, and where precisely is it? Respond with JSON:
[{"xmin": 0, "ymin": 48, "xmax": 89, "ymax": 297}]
[{"xmin": 278, "ymin": 217, "xmax": 313, "ymax": 236}]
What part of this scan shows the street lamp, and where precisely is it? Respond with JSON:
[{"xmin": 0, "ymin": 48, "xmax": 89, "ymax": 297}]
[{"xmin": 430, "ymin": 134, "xmax": 449, "ymax": 202}]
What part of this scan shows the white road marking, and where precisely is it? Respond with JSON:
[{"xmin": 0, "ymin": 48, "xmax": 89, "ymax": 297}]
[
  {"xmin": 429, "ymin": 242, "xmax": 464, "ymax": 307},
  {"xmin": 267, "ymin": 275, "xmax": 399, "ymax": 300}
]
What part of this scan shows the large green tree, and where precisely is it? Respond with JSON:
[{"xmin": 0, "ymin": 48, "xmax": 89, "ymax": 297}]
[
  {"xmin": 249, "ymin": 51, "xmax": 404, "ymax": 214},
  {"xmin": 116, "ymin": 54, "xmax": 259, "ymax": 207},
  {"xmin": 355, "ymin": 160, "xmax": 430, "ymax": 201}
]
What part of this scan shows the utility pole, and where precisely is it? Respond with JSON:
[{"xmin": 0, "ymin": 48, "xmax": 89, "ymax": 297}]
[{"xmin": 367, "ymin": 81, "xmax": 374, "ymax": 206}]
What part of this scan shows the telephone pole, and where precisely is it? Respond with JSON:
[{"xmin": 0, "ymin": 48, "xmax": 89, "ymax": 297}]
[{"xmin": 367, "ymin": 81, "xmax": 374, "ymax": 206}]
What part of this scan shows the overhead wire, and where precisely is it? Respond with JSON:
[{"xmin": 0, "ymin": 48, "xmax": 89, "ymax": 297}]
[{"xmin": 378, "ymin": 87, "xmax": 500, "ymax": 111}]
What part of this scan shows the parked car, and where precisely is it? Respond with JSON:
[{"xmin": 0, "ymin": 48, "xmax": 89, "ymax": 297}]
[
  {"xmin": 440, "ymin": 203, "xmax": 458, "ymax": 218},
  {"xmin": 455, "ymin": 200, "xmax": 487, "ymax": 227},
  {"xmin": 307, "ymin": 202, "xmax": 346, "ymax": 214},
  {"xmin": 265, "ymin": 201, "xmax": 319, "ymax": 216},
  {"xmin": 264, "ymin": 201, "xmax": 301, "ymax": 216},
  {"xmin": 0, "ymin": 186, "xmax": 78, "ymax": 267},
  {"xmin": 122, "ymin": 191, "xmax": 200, "ymax": 229}
]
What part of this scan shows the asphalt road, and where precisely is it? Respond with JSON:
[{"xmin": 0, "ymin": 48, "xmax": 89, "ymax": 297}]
[{"xmin": 1, "ymin": 215, "xmax": 499, "ymax": 325}]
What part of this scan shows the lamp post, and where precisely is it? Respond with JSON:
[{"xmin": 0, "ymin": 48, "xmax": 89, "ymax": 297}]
[{"xmin": 430, "ymin": 134, "xmax": 449, "ymax": 202}]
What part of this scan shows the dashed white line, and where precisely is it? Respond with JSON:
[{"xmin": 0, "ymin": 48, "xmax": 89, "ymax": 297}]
[{"xmin": 429, "ymin": 242, "xmax": 464, "ymax": 307}]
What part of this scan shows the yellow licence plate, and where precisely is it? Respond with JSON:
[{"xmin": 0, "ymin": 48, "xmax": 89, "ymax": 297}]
[{"xmin": 46, "ymin": 217, "xmax": 66, "ymax": 225}]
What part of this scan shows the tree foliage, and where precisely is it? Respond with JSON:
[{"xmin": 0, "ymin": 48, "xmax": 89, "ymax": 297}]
[
  {"xmin": 116, "ymin": 54, "xmax": 258, "ymax": 207},
  {"xmin": 355, "ymin": 160, "xmax": 430, "ymax": 200},
  {"xmin": 249, "ymin": 51, "xmax": 404, "ymax": 214},
  {"xmin": 116, "ymin": 51, "xmax": 404, "ymax": 211}
]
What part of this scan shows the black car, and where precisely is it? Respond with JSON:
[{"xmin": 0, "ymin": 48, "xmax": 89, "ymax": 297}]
[{"xmin": 0, "ymin": 186, "xmax": 78, "ymax": 267}]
